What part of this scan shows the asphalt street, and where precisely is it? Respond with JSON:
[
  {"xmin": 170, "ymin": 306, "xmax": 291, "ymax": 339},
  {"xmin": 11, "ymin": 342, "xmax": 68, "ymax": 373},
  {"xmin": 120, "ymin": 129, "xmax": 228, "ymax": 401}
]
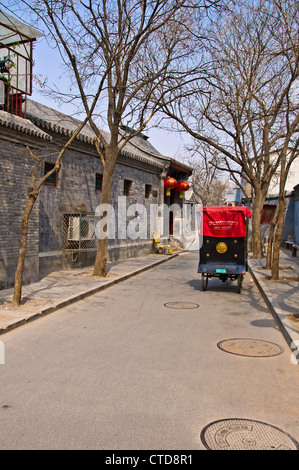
[{"xmin": 0, "ymin": 252, "xmax": 298, "ymax": 450}]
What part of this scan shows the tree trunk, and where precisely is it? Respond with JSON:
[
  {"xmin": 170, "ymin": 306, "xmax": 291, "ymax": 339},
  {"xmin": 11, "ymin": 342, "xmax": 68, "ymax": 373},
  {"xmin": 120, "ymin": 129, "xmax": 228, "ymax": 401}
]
[
  {"xmin": 265, "ymin": 223, "xmax": 275, "ymax": 269},
  {"xmin": 265, "ymin": 203, "xmax": 279, "ymax": 269},
  {"xmin": 271, "ymin": 195, "xmax": 286, "ymax": 280},
  {"xmin": 12, "ymin": 196, "xmax": 36, "ymax": 307},
  {"xmin": 251, "ymin": 191, "xmax": 265, "ymax": 259},
  {"xmin": 93, "ymin": 146, "xmax": 118, "ymax": 277}
]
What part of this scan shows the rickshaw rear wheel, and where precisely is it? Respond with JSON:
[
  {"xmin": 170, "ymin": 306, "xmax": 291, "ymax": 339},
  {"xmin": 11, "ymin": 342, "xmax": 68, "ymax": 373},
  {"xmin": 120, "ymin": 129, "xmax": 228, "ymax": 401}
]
[
  {"xmin": 202, "ymin": 274, "xmax": 208, "ymax": 291},
  {"xmin": 237, "ymin": 274, "xmax": 244, "ymax": 293}
]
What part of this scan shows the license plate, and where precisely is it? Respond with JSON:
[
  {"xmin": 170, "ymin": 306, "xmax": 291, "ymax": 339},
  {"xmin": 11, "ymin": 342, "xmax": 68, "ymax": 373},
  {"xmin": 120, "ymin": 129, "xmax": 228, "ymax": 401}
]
[{"xmin": 216, "ymin": 269, "xmax": 226, "ymax": 273}]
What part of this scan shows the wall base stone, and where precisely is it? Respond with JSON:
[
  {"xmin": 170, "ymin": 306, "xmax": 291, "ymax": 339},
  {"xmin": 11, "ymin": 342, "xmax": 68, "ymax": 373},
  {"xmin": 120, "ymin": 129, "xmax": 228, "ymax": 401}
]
[{"xmin": 38, "ymin": 241, "xmax": 154, "ymax": 277}]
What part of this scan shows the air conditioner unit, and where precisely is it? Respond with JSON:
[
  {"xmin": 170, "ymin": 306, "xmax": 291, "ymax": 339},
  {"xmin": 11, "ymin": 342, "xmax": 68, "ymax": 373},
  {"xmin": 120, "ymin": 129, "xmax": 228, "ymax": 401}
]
[{"xmin": 67, "ymin": 216, "xmax": 96, "ymax": 242}]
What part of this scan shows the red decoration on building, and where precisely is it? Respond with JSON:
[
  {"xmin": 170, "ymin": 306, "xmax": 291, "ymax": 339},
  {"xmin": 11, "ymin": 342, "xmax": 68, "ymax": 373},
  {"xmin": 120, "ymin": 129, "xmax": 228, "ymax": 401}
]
[
  {"xmin": 175, "ymin": 181, "xmax": 189, "ymax": 198},
  {"xmin": 164, "ymin": 177, "xmax": 177, "ymax": 196}
]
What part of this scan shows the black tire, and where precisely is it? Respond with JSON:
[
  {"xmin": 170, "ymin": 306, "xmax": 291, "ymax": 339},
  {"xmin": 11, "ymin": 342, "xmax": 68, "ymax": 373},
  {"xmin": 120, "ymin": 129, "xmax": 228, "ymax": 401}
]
[{"xmin": 202, "ymin": 274, "xmax": 208, "ymax": 291}]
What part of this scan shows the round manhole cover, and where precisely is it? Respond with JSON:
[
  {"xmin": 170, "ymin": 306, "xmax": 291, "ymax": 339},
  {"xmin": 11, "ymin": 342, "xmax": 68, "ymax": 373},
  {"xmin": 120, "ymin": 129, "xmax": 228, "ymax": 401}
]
[
  {"xmin": 217, "ymin": 338, "xmax": 284, "ymax": 357},
  {"xmin": 201, "ymin": 418, "xmax": 299, "ymax": 450},
  {"xmin": 164, "ymin": 302, "xmax": 199, "ymax": 309}
]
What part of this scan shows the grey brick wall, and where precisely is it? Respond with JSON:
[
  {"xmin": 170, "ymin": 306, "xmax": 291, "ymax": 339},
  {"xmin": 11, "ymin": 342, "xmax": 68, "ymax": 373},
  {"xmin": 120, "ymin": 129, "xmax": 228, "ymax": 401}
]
[
  {"xmin": 0, "ymin": 126, "xmax": 165, "ymax": 289},
  {"xmin": 2, "ymin": 121, "xmax": 190, "ymax": 289},
  {"xmin": 38, "ymin": 139, "xmax": 162, "ymax": 274},
  {"xmin": 0, "ymin": 137, "xmax": 40, "ymax": 289}
]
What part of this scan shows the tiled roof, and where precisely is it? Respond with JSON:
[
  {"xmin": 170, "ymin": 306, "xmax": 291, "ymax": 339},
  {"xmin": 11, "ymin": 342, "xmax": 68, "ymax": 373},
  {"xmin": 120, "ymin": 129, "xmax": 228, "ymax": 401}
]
[
  {"xmin": 0, "ymin": 110, "xmax": 51, "ymax": 140},
  {"xmin": 24, "ymin": 100, "xmax": 178, "ymax": 170},
  {"xmin": 1, "ymin": 99, "xmax": 192, "ymax": 173},
  {"xmin": 25, "ymin": 99, "xmax": 100, "ymax": 144}
]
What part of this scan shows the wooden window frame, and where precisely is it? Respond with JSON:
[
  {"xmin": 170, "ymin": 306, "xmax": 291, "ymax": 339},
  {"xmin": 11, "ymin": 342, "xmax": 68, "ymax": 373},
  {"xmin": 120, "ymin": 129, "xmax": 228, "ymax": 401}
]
[
  {"xmin": 124, "ymin": 179, "xmax": 132, "ymax": 197},
  {"xmin": 44, "ymin": 162, "xmax": 57, "ymax": 187},
  {"xmin": 145, "ymin": 184, "xmax": 152, "ymax": 199},
  {"xmin": 95, "ymin": 173, "xmax": 103, "ymax": 192}
]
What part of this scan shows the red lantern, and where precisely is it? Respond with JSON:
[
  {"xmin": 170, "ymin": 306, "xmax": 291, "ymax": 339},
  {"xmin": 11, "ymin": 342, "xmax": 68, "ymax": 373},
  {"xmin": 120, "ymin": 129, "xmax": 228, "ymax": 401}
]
[
  {"xmin": 164, "ymin": 177, "xmax": 177, "ymax": 196},
  {"xmin": 175, "ymin": 181, "xmax": 189, "ymax": 198}
]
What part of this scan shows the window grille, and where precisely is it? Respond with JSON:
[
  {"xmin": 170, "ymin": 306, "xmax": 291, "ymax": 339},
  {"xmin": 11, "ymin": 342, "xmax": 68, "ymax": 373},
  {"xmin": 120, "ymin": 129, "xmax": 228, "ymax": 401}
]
[
  {"xmin": 62, "ymin": 213, "xmax": 97, "ymax": 251},
  {"xmin": 0, "ymin": 79, "xmax": 25, "ymax": 116},
  {"xmin": 0, "ymin": 43, "xmax": 31, "ymax": 116}
]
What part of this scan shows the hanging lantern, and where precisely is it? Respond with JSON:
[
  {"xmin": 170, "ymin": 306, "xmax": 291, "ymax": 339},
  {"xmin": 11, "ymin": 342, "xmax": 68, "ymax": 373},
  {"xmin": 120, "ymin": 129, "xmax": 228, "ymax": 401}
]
[
  {"xmin": 164, "ymin": 177, "xmax": 177, "ymax": 196},
  {"xmin": 175, "ymin": 181, "xmax": 189, "ymax": 198}
]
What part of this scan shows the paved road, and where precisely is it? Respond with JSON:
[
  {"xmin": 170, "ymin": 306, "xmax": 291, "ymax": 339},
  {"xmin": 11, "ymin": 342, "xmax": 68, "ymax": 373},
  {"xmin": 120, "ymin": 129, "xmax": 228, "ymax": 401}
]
[{"xmin": 0, "ymin": 252, "xmax": 298, "ymax": 450}]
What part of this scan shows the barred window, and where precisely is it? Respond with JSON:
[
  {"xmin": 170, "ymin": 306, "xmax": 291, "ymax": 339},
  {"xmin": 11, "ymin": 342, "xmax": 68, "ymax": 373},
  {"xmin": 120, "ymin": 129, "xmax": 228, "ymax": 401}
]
[{"xmin": 62, "ymin": 213, "xmax": 97, "ymax": 251}]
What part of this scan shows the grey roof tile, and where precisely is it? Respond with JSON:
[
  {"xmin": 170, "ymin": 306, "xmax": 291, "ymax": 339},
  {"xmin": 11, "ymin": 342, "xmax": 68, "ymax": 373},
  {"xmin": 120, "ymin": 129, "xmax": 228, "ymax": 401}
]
[
  {"xmin": 25, "ymin": 99, "xmax": 167, "ymax": 168},
  {"xmin": 0, "ymin": 109, "xmax": 51, "ymax": 140}
]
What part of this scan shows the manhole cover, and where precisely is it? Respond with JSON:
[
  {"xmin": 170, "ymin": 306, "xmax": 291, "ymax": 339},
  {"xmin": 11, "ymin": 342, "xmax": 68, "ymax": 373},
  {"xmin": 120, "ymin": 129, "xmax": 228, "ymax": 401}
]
[
  {"xmin": 201, "ymin": 418, "xmax": 299, "ymax": 450},
  {"xmin": 217, "ymin": 338, "xmax": 284, "ymax": 357},
  {"xmin": 164, "ymin": 302, "xmax": 199, "ymax": 309}
]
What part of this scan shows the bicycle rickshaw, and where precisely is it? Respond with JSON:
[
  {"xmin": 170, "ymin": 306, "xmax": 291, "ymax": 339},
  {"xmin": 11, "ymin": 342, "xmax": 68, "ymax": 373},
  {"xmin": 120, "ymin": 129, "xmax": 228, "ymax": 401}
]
[{"xmin": 198, "ymin": 206, "xmax": 252, "ymax": 293}]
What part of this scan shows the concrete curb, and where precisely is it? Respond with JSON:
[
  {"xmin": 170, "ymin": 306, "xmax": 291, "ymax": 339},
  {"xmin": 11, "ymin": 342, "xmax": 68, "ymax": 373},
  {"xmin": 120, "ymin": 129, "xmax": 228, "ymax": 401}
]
[
  {"xmin": 0, "ymin": 253, "xmax": 178, "ymax": 335},
  {"xmin": 248, "ymin": 263, "xmax": 299, "ymax": 361}
]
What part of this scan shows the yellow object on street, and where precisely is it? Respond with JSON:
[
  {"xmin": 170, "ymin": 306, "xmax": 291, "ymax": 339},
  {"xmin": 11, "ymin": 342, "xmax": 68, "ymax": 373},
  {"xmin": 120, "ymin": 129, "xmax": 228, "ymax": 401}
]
[{"xmin": 152, "ymin": 231, "xmax": 174, "ymax": 255}]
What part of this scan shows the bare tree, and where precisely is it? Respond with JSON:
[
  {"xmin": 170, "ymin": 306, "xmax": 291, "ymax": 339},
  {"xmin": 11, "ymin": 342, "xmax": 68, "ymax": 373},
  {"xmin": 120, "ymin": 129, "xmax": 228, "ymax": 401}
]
[
  {"xmin": 187, "ymin": 145, "xmax": 230, "ymax": 205},
  {"xmin": 12, "ymin": 115, "xmax": 91, "ymax": 306},
  {"xmin": 17, "ymin": 0, "xmax": 220, "ymax": 277},
  {"xmin": 1, "ymin": 3, "xmax": 106, "ymax": 306},
  {"xmin": 271, "ymin": 148, "xmax": 299, "ymax": 279},
  {"xmin": 160, "ymin": 0, "xmax": 299, "ymax": 263}
]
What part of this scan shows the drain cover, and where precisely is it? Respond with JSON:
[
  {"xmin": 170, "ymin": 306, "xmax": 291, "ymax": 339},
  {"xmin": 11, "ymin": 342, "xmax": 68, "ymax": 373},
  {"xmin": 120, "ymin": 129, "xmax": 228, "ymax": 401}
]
[
  {"xmin": 201, "ymin": 418, "xmax": 299, "ymax": 450},
  {"xmin": 217, "ymin": 338, "xmax": 284, "ymax": 357},
  {"xmin": 164, "ymin": 302, "xmax": 199, "ymax": 309}
]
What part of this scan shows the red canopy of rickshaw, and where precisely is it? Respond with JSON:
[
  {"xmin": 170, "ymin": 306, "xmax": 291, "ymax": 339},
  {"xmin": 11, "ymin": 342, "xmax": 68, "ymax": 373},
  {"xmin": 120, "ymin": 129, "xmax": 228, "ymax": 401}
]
[{"xmin": 202, "ymin": 206, "xmax": 252, "ymax": 237}]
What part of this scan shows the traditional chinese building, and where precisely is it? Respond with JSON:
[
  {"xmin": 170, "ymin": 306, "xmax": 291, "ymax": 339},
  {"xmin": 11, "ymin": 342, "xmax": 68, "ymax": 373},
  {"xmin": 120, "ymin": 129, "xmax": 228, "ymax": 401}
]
[{"xmin": 0, "ymin": 11, "xmax": 194, "ymax": 290}]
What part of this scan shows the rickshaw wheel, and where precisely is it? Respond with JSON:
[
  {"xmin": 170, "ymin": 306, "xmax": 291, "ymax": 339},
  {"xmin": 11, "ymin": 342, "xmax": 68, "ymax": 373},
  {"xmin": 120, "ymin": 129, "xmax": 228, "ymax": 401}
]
[
  {"xmin": 202, "ymin": 274, "xmax": 208, "ymax": 291},
  {"xmin": 237, "ymin": 274, "xmax": 244, "ymax": 293}
]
